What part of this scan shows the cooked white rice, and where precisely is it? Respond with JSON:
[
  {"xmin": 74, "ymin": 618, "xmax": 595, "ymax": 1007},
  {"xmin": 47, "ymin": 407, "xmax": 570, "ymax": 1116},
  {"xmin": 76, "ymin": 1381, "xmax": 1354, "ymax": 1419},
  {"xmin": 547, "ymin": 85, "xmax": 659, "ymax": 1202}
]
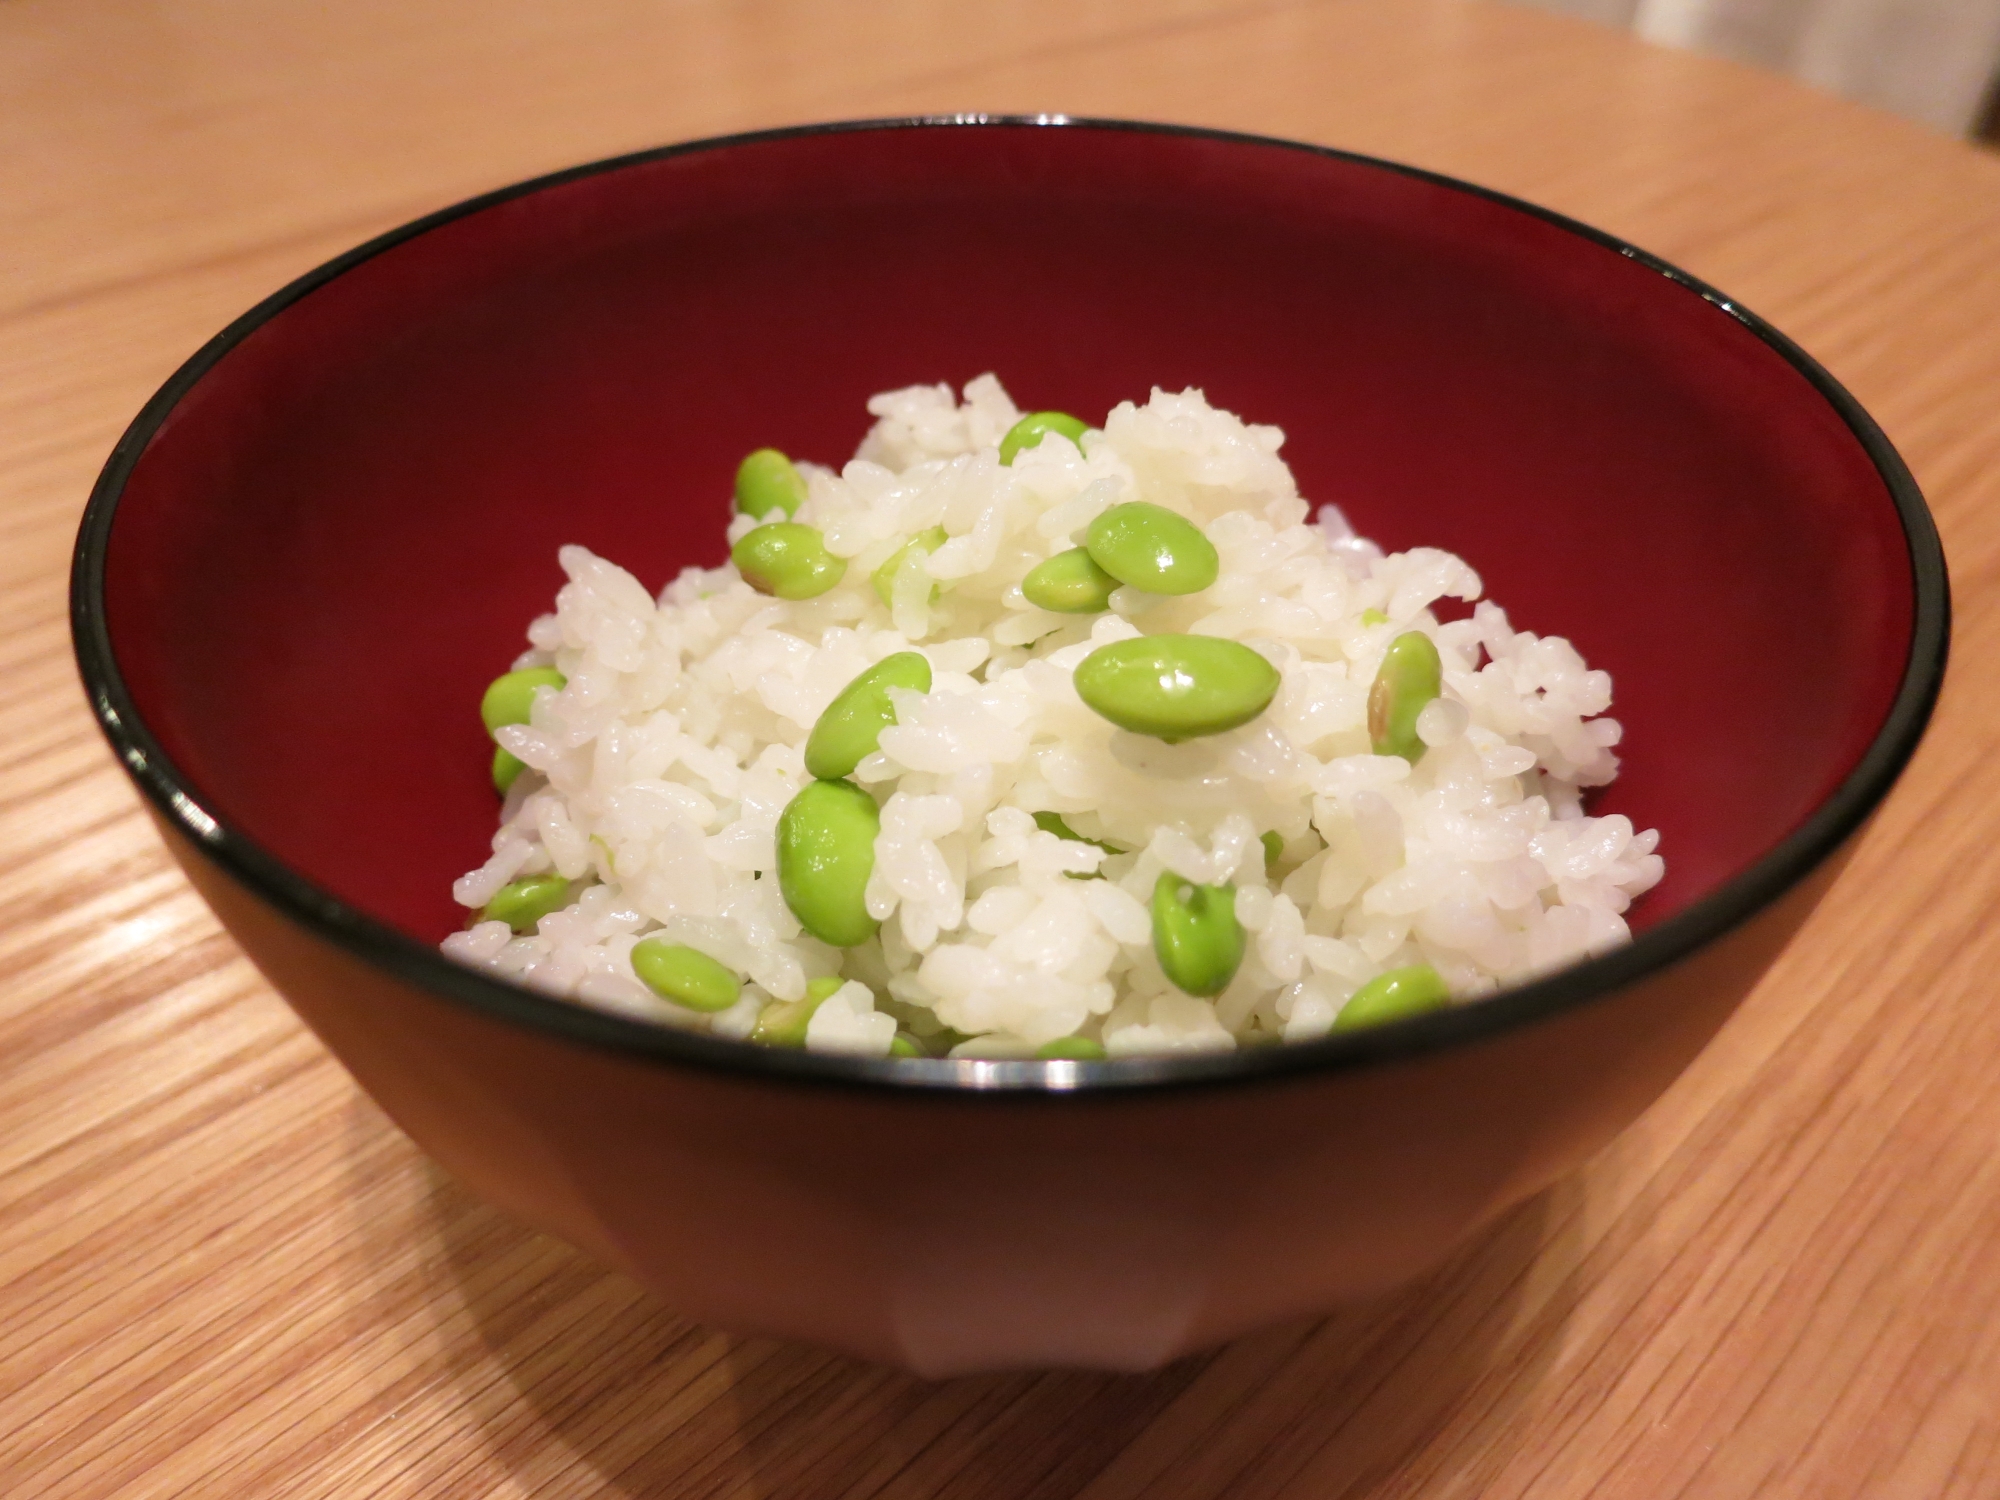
[{"xmin": 443, "ymin": 377, "xmax": 1663, "ymax": 1058}]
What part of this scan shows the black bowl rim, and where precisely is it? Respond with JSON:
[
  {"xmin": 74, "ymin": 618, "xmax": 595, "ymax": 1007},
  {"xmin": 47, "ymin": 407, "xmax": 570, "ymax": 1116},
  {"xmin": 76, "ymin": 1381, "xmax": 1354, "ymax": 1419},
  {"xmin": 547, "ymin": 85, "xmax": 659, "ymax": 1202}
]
[{"xmin": 69, "ymin": 113, "xmax": 1951, "ymax": 1099}]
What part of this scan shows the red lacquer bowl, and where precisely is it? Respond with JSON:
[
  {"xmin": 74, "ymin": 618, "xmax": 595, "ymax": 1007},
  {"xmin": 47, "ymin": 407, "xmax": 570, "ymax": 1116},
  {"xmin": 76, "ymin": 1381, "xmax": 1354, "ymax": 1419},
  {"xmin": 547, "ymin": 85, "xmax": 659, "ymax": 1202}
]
[{"xmin": 71, "ymin": 118, "xmax": 1947, "ymax": 1374}]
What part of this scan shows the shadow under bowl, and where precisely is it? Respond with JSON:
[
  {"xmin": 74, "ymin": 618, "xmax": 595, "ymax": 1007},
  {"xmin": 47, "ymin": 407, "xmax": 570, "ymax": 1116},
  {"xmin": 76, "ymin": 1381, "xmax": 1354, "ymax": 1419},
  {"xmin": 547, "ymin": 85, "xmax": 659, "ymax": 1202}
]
[{"xmin": 72, "ymin": 117, "xmax": 1946, "ymax": 1373}]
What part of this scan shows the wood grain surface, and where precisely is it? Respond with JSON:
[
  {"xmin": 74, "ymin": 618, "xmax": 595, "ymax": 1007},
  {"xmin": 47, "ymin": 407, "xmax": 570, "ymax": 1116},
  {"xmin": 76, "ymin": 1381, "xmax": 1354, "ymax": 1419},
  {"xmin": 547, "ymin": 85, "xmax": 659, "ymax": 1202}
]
[{"xmin": 7, "ymin": 1, "xmax": 2000, "ymax": 1494}]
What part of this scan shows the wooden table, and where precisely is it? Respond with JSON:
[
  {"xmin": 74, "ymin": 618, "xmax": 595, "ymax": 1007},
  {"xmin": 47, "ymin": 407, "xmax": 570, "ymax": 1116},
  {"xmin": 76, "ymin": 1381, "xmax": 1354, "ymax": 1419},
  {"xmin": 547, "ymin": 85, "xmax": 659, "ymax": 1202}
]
[{"xmin": 7, "ymin": 1, "xmax": 2000, "ymax": 1493}]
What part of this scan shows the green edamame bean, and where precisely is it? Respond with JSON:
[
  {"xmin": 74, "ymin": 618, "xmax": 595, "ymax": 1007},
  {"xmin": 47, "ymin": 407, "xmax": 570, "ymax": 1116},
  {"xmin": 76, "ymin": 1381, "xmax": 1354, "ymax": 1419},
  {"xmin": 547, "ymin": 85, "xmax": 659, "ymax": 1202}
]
[
  {"xmin": 1073, "ymin": 633, "xmax": 1281, "ymax": 742},
  {"xmin": 751, "ymin": 975, "xmax": 844, "ymax": 1047},
  {"xmin": 1037, "ymin": 1036, "xmax": 1107, "ymax": 1061},
  {"xmin": 889, "ymin": 1032, "xmax": 925, "ymax": 1059},
  {"xmin": 481, "ymin": 667, "xmax": 566, "ymax": 735},
  {"xmin": 481, "ymin": 873, "xmax": 572, "ymax": 933},
  {"xmin": 871, "ymin": 526, "xmax": 948, "ymax": 607},
  {"xmin": 776, "ymin": 779, "xmax": 881, "ymax": 946},
  {"xmin": 1332, "ymin": 964, "xmax": 1451, "ymax": 1031},
  {"xmin": 630, "ymin": 939, "xmax": 741, "ymax": 1012},
  {"xmin": 493, "ymin": 746, "xmax": 527, "ymax": 794},
  {"xmin": 1084, "ymin": 502, "xmax": 1219, "ymax": 596},
  {"xmin": 752, "ymin": 1001, "xmax": 808, "ymax": 1046},
  {"xmin": 1359, "ymin": 607, "xmax": 1388, "ymax": 627},
  {"xmin": 732, "ymin": 522, "xmax": 847, "ymax": 600},
  {"xmin": 1021, "ymin": 547, "xmax": 1119, "ymax": 614},
  {"xmin": 734, "ymin": 447, "xmax": 808, "ymax": 520},
  {"xmin": 804, "ymin": 651, "xmax": 933, "ymax": 780},
  {"xmin": 999, "ymin": 410, "xmax": 1090, "ymax": 465},
  {"xmin": 1260, "ymin": 830, "xmax": 1285, "ymax": 868},
  {"xmin": 1032, "ymin": 810, "xmax": 1123, "ymax": 855},
  {"xmin": 1367, "ymin": 631, "xmax": 1443, "ymax": 763},
  {"xmin": 1151, "ymin": 871, "xmax": 1246, "ymax": 998},
  {"xmin": 1035, "ymin": 810, "xmax": 1123, "ymax": 881}
]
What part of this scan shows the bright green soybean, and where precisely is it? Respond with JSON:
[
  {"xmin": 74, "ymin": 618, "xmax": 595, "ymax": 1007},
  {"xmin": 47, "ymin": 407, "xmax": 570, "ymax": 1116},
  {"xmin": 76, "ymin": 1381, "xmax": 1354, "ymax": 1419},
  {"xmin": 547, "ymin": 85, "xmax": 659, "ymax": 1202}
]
[
  {"xmin": 1260, "ymin": 830, "xmax": 1285, "ymax": 868},
  {"xmin": 732, "ymin": 522, "xmax": 846, "ymax": 600},
  {"xmin": 481, "ymin": 874, "xmax": 572, "ymax": 933},
  {"xmin": 1151, "ymin": 871, "xmax": 1246, "ymax": 998},
  {"xmin": 805, "ymin": 652, "xmax": 933, "ymax": 780},
  {"xmin": 1034, "ymin": 810, "xmax": 1122, "ymax": 882},
  {"xmin": 999, "ymin": 410, "xmax": 1089, "ymax": 465},
  {"xmin": 734, "ymin": 448, "xmax": 808, "ymax": 520},
  {"xmin": 1037, "ymin": 1036, "xmax": 1107, "ymax": 1061},
  {"xmin": 493, "ymin": 746, "xmax": 527, "ymax": 794},
  {"xmin": 481, "ymin": 667, "xmax": 565, "ymax": 735},
  {"xmin": 889, "ymin": 1032, "xmax": 925, "ymax": 1059},
  {"xmin": 1073, "ymin": 633, "xmax": 1281, "ymax": 742},
  {"xmin": 1032, "ymin": 810, "xmax": 1123, "ymax": 855},
  {"xmin": 1332, "ymin": 963, "xmax": 1451, "ymax": 1031},
  {"xmin": 1359, "ymin": 607, "xmax": 1389, "ymax": 627},
  {"xmin": 776, "ymin": 779, "xmax": 881, "ymax": 946},
  {"xmin": 1021, "ymin": 547, "xmax": 1119, "ymax": 614},
  {"xmin": 871, "ymin": 526, "xmax": 947, "ymax": 607},
  {"xmin": 1085, "ymin": 502, "xmax": 1218, "ymax": 595},
  {"xmin": 630, "ymin": 939, "xmax": 741, "ymax": 1012},
  {"xmin": 752, "ymin": 974, "xmax": 844, "ymax": 1047},
  {"xmin": 1368, "ymin": 631, "xmax": 1443, "ymax": 763},
  {"xmin": 752, "ymin": 1000, "xmax": 812, "ymax": 1046}
]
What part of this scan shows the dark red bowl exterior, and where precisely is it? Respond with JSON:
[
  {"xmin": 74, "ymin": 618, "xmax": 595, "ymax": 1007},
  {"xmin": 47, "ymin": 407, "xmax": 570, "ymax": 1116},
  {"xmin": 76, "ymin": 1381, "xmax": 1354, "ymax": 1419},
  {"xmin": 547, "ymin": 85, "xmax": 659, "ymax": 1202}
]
[{"xmin": 74, "ymin": 119, "xmax": 1946, "ymax": 1371}]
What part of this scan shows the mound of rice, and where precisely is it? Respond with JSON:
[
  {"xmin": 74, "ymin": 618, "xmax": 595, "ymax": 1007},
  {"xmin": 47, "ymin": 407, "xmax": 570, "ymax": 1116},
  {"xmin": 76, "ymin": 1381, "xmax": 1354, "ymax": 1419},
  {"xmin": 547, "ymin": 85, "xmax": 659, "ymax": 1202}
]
[{"xmin": 443, "ymin": 377, "xmax": 1663, "ymax": 1058}]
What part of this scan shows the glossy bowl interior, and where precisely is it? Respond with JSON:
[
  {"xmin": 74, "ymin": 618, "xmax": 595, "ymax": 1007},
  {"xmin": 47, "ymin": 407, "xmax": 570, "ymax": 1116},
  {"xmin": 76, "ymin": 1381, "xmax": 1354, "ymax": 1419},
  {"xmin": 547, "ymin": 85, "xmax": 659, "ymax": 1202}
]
[
  {"xmin": 71, "ymin": 119, "xmax": 1946, "ymax": 1370},
  {"xmin": 85, "ymin": 119, "xmax": 1934, "ymax": 1081}
]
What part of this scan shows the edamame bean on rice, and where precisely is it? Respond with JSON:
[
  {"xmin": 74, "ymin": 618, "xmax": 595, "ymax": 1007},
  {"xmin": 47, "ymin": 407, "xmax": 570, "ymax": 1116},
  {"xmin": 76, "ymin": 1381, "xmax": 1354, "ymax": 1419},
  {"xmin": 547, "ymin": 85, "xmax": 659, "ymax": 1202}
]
[{"xmin": 445, "ymin": 377, "xmax": 1663, "ymax": 1059}]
